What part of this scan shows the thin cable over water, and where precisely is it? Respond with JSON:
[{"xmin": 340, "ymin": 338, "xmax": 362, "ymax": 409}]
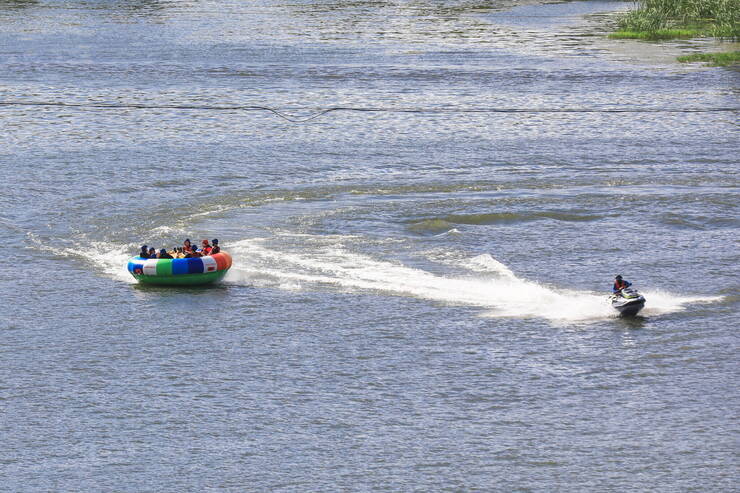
[{"xmin": 1, "ymin": 100, "xmax": 738, "ymax": 123}]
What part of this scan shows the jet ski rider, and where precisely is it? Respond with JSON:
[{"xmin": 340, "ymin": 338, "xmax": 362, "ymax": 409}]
[{"xmin": 613, "ymin": 275, "xmax": 632, "ymax": 294}]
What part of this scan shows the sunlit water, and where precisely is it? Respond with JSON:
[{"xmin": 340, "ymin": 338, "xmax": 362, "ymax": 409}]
[{"xmin": 1, "ymin": 1, "xmax": 738, "ymax": 491}]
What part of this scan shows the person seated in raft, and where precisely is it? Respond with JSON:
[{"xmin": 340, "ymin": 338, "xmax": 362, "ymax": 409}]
[
  {"xmin": 200, "ymin": 239, "xmax": 212, "ymax": 256},
  {"xmin": 210, "ymin": 239, "xmax": 220, "ymax": 254},
  {"xmin": 185, "ymin": 247, "xmax": 201, "ymax": 258},
  {"xmin": 612, "ymin": 275, "xmax": 632, "ymax": 293},
  {"xmin": 148, "ymin": 247, "xmax": 157, "ymax": 259},
  {"xmin": 173, "ymin": 247, "xmax": 185, "ymax": 258},
  {"xmin": 183, "ymin": 238, "xmax": 193, "ymax": 253},
  {"xmin": 157, "ymin": 248, "xmax": 173, "ymax": 259},
  {"xmin": 139, "ymin": 245, "xmax": 149, "ymax": 258}
]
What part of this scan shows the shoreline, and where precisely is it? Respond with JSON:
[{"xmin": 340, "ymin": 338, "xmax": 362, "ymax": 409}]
[
  {"xmin": 605, "ymin": 0, "xmax": 739, "ymax": 66},
  {"xmin": 485, "ymin": 0, "xmax": 738, "ymax": 68}
]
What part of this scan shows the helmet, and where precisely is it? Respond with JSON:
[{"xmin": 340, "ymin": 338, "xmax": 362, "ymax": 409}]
[{"xmin": 615, "ymin": 275, "xmax": 622, "ymax": 280}]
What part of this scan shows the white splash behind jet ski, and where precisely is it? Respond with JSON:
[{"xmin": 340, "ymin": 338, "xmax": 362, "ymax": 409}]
[{"xmin": 609, "ymin": 286, "xmax": 646, "ymax": 316}]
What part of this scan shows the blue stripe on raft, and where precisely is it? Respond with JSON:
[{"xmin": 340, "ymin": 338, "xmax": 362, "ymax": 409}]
[
  {"xmin": 172, "ymin": 258, "xmax": 189, "ymax": 275},
  {"xmin": 187, "ymin": 257, "xmax": 204, "ymax": 274},
  {"xmin": 130, "ymin": 257, "xmax": 207, "ymax": 275}
]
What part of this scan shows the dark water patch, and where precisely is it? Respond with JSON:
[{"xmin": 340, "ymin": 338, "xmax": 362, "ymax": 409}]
[
  {"xmin": 407, "ymin": 218, "xmax": 456, "ymax": 235},
  {"xmin": 408, "ymin": 211, "xmax": 603, "ymax": 232},
  {"xmin": 659, "ymin": 213, "xmax": 739, "ymax": 230},
  {"xmin": 0, "ymin": 0, "xmax": 38, "ymax": 11},
  {"xmin": 151, "ymin": 179, "xmax": 189, "ymax": 189}
]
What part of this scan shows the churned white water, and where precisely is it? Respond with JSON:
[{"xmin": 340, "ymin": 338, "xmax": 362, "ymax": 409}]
[{"xmin": 223, "ymin": 238, "xmax": 723, "ymax": 322}]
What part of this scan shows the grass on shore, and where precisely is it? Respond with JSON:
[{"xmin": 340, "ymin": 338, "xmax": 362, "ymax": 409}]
[
  {"xmin": 609, "ymin": 28, "xmax": 702, "ymax": 40},
  {"xmin": 677, "ymin": 50, "xmax": 740, "ymax": 66},
  {"xmin": 611, "ymin": 0, "xmax": 740, "ymax": 41}
]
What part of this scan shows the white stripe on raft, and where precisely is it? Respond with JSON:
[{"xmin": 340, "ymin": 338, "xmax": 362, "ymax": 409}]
[
  {"xmin": 201, "ymin": 256, "xmax": 217, "ymax": 273},
  {"xmin": 143, "ymin": 259, "xmax": 159, "ymax": 276}
]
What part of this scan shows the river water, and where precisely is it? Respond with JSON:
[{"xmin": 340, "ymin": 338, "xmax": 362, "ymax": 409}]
[{"xmin": 1, "ymin": 0, "xmax": 738, "ymax": 491}]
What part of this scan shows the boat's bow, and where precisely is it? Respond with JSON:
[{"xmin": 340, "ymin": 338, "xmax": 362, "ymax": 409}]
[{"xmin": 610, "ymin": 287, "xmax": 646, "ymax": 316}]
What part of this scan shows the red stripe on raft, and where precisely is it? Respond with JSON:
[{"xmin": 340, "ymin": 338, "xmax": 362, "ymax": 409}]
[{"xmin": 212, "ymin": 251, "xmax": 232, "ymax": 271}]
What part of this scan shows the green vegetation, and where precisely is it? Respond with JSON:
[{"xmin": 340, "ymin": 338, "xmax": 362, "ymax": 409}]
[
  {"xmin": 610, "ymin": 28, "xmax": 702, "ymax": 40},
  {"xmin": 677, "ymin": 50, "xmax": 740, "ymax": 66},
  {"xmin": 610, "ymin": 0, "xmax": 740, "ymax": 41}
]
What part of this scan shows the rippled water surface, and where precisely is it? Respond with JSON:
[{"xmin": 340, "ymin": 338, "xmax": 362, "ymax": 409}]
[{"xmin": 1, "ymin": 0, "xmax": 738, "ymax": 491}]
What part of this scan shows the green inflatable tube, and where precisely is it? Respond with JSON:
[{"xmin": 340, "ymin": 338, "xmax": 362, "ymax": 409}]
[{"xmin": 127, "ymin": 251, "xmax": 233, "ymax": 286}]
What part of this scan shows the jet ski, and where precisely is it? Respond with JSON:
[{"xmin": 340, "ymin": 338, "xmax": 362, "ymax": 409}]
[{"xmin": 609, "ymin": 286, "xmax": 646, "ymax": 317}]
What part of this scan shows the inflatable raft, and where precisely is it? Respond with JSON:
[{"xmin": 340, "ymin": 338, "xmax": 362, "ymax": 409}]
[{"xmin": 127, "ymin": 252, "xmax": 232, "ymax": 286}]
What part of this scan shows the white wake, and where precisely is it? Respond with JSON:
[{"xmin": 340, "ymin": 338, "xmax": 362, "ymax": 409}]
[
  {"xmin": 34, "ymin": 231, "xmax": 721, "ymax": 322},
  {"xmin": 225, "ymin": 239, "xmax": 722, "ymax": 322},
  {"xmin": 26, "ymin": 232, "xmax": 136, "ymax": 283}
]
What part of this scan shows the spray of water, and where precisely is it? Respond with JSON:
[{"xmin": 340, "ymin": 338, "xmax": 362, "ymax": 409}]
[
  {"xmin": 79, "ymin": 241, "xmax": 137, "ymax": 283},
  {"xmin": 225, "ymin": 239, "xmax": 723, "ymax": 322},
  {"xmin": 26, "ymin": 232, "xmax": 135, "ymax": 283}
]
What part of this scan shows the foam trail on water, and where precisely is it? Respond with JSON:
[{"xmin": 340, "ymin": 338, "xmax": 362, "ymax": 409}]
[
  {"xmin": 228, "ymin": 239, "xmax": 717, "ymax": 322},
  {"xmin": 27, "ymin": 233, "xmax": 135, "ymax": 283},
  {"xmin": 81, "ymin": 241, "xmax": 137, "ymax": 283},
  {"xmin": 434, "ymin": 228, "xmax": 462, "ymax": 238},
  {"xmin": 26, "ymin": 230, "xmax": 724, "ymax": 319},
  {"xmin": 639, "ymin": 290, "xmax": 724, "ymax": 316},
  {"xmin": 463, "ymin": 253, "xmax": 518, "ymax": 280}
]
